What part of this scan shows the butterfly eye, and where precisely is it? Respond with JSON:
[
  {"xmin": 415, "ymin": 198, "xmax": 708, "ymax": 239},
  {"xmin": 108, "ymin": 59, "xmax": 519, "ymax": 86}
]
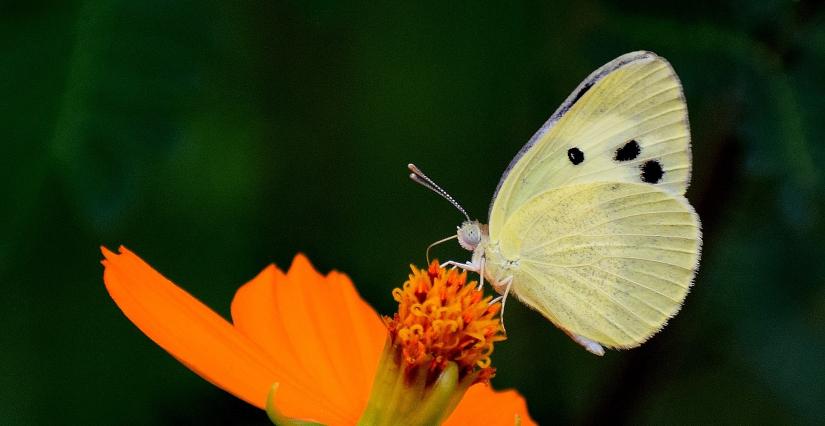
[
  {"xmin": 466, "ymin": 227, "xmax": 481, "ymax": 244},
  {"xmin": 457, "ymin": 222, "xmax": 482, "ymax": 251}
]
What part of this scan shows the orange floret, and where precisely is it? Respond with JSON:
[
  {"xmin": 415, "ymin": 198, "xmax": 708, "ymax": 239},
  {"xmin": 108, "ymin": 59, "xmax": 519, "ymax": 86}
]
[{"xmin": 384, "ymin": 261, "xmax": 506, "ymax": 385}]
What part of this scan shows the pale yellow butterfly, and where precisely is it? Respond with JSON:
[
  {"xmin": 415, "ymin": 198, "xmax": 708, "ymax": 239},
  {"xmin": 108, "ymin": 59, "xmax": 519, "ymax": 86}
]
[{"xmin": 410, "ymin": 51, "xmax": 701, "ymax": 356}]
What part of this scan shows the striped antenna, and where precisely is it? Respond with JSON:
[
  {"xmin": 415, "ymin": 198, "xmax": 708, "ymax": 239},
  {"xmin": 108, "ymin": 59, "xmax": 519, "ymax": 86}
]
[{"xmin": 408, "ymin": 163, "xmax": 471, "ymax": 222}]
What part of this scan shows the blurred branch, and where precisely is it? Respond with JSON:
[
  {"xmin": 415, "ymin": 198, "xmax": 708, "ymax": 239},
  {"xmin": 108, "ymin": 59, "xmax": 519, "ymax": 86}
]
[{"xmin": 0, "ymin": 2, "xmax": 108, "ymax": 276}]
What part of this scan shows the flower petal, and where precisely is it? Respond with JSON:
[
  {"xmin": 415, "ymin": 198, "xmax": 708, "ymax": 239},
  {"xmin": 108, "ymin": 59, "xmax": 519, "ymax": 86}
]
[
  {"xmin": 444, "ymin": 384, "xmax": 537, "ymax": 426},
  {"xmin": 101, "ymin": 246, "xmax": 339, "ymax": 422},
  {"xmin": 231, "ymin": 254, "xmax": 386, "ymax": 423}
]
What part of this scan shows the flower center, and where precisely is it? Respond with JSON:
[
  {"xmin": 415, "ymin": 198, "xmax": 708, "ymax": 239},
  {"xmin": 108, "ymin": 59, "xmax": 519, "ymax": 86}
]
[
  {"xmin": 357, "ymin": 261, "xmax": 506, "ymax": 426},
  {"xmin": 385, "ymin": 261, "xmax": 506, "ymax": 386}
]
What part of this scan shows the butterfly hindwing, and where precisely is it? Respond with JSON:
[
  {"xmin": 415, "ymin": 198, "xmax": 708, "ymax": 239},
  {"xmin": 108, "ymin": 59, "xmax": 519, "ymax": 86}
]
[
  {"xmin": 490, "ymin": 51, "xmax": 691, "ymax": 233},
  {"xmin": 496, "ymin": 182, "xmax": 700, "ymax": 348}
]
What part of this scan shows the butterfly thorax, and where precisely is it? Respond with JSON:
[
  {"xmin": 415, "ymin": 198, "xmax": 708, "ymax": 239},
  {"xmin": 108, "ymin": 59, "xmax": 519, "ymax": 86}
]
[{"xmin": 475, "ymin": 239, "xmax": 519, "ymax": 296}]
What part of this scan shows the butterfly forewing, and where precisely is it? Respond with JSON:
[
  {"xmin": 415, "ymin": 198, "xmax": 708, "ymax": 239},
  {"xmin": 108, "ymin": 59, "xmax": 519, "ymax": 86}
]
[{"xmin": 489, "ymin": 51, "xmax": 691, "ymax": 234}]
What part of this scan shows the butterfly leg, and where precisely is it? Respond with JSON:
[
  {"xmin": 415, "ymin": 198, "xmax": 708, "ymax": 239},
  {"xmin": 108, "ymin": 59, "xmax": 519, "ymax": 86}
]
[
  {"xmin": 476, "ymin": 257, "xmax": 485, "ymax": 291},
  {"xmin": 440, "ymin": 260, "xmax": 479, "ymax": 272},
  {"xmin": 488, "ymin": 276, "xmax": 513, "ymax": 334},
  {"xmin": 441, "ymin": 258, "xmax": 488, "ymax": 292},
  {"xmin": 568, "ymin": 333, "xmax": 605, "ymax": 356}
]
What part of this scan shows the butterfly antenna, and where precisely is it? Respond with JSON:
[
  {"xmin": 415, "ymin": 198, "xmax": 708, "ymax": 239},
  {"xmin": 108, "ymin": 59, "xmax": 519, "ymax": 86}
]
[{"xmin": 408, "ymin": 163, "xmax": 471, "ymax": 222}]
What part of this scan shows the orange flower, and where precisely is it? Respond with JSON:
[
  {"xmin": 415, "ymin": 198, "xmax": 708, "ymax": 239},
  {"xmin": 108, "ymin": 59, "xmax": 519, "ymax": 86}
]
[{"xmin": 102, "ymin": 246, "xmax": 535, "ymax": 425}]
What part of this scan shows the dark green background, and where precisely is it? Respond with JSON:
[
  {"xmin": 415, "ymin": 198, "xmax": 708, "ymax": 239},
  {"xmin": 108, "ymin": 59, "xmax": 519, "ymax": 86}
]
[{"xmin": 3, "ymin": 1, "xmax": 824, "ymax": 424}]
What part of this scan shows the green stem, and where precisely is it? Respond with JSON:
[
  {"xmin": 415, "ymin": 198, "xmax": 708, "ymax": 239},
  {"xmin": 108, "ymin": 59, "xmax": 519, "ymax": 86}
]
[{"xmin": 357, "ymin": 338, "xmax": 474, "ymax": 426}]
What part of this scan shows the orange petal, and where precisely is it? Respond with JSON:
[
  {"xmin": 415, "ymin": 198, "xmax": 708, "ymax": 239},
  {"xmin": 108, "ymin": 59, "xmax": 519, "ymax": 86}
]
[
  {"xmin": 231, "ymin": 254, "xmax": 386, "ymax": 424},
  {"xmin": 101, "ymin": 246, "xmax": 340, "ymax": 422},
  {"xmin": 444, "ymin": 383, "xmax": 537, "ymax": 426}
]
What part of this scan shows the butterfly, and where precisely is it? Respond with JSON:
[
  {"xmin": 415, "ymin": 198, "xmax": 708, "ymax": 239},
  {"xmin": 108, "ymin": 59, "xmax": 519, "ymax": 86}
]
[{"xmin": 410, "ymin": 51, "xmax": 701, "ymax": 356}]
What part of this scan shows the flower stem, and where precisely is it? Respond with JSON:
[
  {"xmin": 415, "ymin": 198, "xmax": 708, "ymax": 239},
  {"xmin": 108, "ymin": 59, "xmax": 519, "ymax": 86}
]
[{"xmin": 357, "ymin": 338, "xmax": 476, "ymax": 426}]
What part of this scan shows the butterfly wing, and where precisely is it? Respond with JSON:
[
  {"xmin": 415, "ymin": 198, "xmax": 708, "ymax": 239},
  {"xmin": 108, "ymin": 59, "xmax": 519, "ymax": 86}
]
[
  {"xmin": 495, "ymin": 182, "xmax": 700, "ymax": 348},
  {"xmin": 489, "ymin": 51, "xmax": 691, "ymax": 233}
]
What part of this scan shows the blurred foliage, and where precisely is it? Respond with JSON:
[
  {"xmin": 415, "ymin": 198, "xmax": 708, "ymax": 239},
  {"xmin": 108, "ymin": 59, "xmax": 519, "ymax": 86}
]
[{"xmin": 2, "ymin": 0, "xmax": 824, "ymax": 424}]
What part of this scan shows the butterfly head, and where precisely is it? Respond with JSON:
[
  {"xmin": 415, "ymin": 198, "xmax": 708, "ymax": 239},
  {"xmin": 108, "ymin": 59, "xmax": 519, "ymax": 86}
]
[{"xmin": 457, "ymin": 220, "xmax": 487, "ymax": 251}]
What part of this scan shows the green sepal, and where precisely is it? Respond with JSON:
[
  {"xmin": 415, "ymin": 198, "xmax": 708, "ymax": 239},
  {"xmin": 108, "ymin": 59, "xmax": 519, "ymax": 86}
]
[{"xmin": 357, "ymin": 338, "xmax": 476, "ymax": 426}]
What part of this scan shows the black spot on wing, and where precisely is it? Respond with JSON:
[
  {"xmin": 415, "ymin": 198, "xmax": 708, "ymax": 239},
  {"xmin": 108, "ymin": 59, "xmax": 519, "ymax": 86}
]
[
  {"xmin": 567, "ymin": 147, "xmax": 584, "ymax": 165},
  {"xmin": 641, "ymin": 160, "xmax": 664, "ymax": 183},
  {"xmin": 570, "ymin": 81, "xmax": 594, "ymax": 106},
  {"xmin": 614, "ymin": 140, "xmax": 641, "ymax": 162}
]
